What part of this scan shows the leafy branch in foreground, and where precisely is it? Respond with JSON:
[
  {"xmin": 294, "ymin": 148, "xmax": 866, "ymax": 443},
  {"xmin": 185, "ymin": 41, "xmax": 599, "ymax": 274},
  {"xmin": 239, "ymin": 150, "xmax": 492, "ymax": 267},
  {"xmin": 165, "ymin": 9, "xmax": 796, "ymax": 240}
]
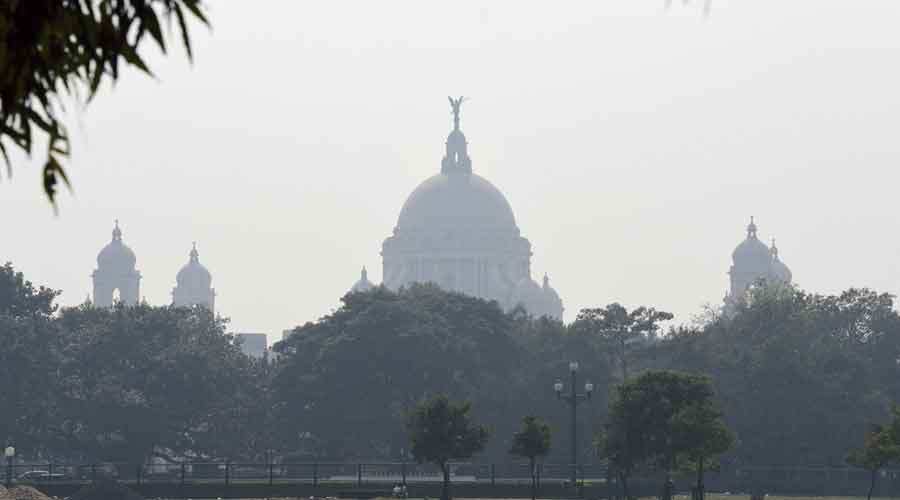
[{"xmin": 0, "ymin": 0, "xmax": 208, "ymax": 207}]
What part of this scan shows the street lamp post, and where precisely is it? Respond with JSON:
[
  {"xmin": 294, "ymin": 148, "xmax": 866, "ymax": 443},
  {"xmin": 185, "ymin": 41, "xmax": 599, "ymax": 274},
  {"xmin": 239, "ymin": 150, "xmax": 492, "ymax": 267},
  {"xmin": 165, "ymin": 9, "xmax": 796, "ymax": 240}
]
[
  {"xmin": 4, "ymin": 446, "xmax": 14, "ymax": 488},
  {"xmin": 555, "ymin": 361, "xmax": 593, "ymax": 488}
]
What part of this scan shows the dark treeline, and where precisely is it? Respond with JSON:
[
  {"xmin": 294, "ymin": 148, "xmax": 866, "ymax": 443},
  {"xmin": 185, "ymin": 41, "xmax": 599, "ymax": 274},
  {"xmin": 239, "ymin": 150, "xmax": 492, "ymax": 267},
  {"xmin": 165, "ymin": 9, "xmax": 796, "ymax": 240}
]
[{"xmin": 2, "ymin": 262, "xmax": 898, "ymax": 469}]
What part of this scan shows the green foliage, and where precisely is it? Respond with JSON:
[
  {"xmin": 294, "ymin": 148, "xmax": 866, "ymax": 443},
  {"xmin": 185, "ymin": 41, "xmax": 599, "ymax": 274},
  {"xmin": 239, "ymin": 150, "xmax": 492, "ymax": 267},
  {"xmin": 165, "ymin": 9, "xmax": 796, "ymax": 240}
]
[
  {"xmin": 573, "ymin": 303, "xmax": 672, "ymax": 380},
  {"xmin": 0, "ymin": 262, "xmax": 60, "ymax": 318},
  {"xmin": 272, "ymin": 283, "xmax": 523, "ymax": 459},
  {"xmin": 56, "ymin": 303, "xmax": 251, "ymax": 464},
  {"xmin": 407, "ymin": 394, "xmax": 490, "ymax": 465},
  {"xmin": 510, "ymin": 415, "xmax": 551, "ymax": 500},
  {"xmin": 657, "ymin": 285, "xmax": 900, "ymax": 466},
  {"xmin": 407, "ymin": 394, "xmax": 489, "ymax": 500},
  {"xmin": 601, "ymin": 370, "xmax": 730, "ymax": 498},
  {"xmin": 847, "ymin": 423, "xmax": 900, "ymax": 472},
  {"xmin": 0, "ymin": 0, "xmax": 207, "ymax": 205},
  {"xmin": 510, "ymin": 415, "xmax": 551, "ymax": 461},
  {"xmin": 847, "ymin": 418, "xmax": 900, "ymax": 500}
]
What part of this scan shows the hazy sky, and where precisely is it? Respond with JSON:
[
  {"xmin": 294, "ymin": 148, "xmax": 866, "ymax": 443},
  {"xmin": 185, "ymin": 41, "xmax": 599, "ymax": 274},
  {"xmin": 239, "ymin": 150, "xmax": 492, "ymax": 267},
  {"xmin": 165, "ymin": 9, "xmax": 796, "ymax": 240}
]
[{"xmin": 4, "ymin": 1, "xmax": 900, "ymax": 343}]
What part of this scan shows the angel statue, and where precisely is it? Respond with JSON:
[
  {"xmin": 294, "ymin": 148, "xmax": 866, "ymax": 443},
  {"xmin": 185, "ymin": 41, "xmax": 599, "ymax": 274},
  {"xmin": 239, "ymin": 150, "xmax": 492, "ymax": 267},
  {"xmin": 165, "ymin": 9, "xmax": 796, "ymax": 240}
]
[{"xmin": 448, "ymin": 96, "xmax": 465, "ymax": 129}]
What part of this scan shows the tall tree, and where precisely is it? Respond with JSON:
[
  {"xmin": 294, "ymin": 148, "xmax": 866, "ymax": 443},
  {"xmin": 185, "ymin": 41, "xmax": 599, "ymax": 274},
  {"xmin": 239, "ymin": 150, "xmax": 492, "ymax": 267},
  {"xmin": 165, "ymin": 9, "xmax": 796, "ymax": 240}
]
[
  {"xmin": 603, "ymin": 371, "xmax": 724, "ymax": 500},
  {"xmin": 0, "ymin": 0, "xmax": 208, "ymax": 205},
  {"xmin": 573, "ymin": 303, "xmax": 672, "ymax": 380},
  {"xmin": 56, "ymin": 303, "xmax": 250, "ymax": 467},
  {"xmin": 509, "ymin": 415, "xmax": 551, "ymax": 500},
  {"xmin": 407, "ymin": 394, "xmax": 489, "ymax": 500},
  {"xmin": 847, "ymin": 423, "xmax": 900, "ymax": 500},
  {"xmin": 272, "ymin": 284, "xmax": 520, "ymax": 460},
  {"xmin": 0, "ymin": 263, "xmax": 63, "ymax": 456},
  {"xmin": 670, "ymin": 402, "xmax": 734, "ymax": 500}
]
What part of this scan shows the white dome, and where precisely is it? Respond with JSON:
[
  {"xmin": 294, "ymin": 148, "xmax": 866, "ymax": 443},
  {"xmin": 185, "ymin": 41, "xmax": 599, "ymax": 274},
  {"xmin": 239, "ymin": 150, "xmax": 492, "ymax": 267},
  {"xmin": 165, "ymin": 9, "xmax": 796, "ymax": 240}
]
[
  {"xmin": 97, "ymin": 222, "xmax": 136, "ymax": 271},
  {"xmin": 395, "ymin": 172, "xmax": 519, "ymax": 235},
  {"xmin": 176, "ymin": 244, "xmax": 212, "ymax": 289}
]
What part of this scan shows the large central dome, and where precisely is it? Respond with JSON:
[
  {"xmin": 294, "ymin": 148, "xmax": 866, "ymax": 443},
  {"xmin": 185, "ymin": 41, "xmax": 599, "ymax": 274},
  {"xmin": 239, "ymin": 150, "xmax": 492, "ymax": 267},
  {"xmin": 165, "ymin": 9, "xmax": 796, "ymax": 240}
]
[
  {"xmin": 395, "ymin": 172, "xmax": 518, "ymax": 234},
  {"xmin": 378, "ymin": 97, "xmax": 564, "ymax": 320}
]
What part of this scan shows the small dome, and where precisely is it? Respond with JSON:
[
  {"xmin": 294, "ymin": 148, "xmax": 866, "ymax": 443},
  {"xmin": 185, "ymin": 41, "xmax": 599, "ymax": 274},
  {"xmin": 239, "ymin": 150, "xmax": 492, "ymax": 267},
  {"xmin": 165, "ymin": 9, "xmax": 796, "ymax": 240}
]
[
  {"xmin": 351, "ymin": 267, "xmax": 375, "ymax": 293},
  {"xmin": 97, "ymin": 220, "xmax": 137, "ymax": 271},
  {"xmin": 732, "ymin": 217, "xmax": 770, "ymax": 265},
  {"xmin": 176, "ymin": 243, "xmax": 212, "ymax": 288},
  {"xmin": 511, "ymin": 277, "xmax": 547, "ymax": 314},
  {"xmin": 770, "ymin": 241, "xmax": 792, "ymax": 283},
  {"xmin": 542, "ymin": 273, "xmax": 563, "ymax": 304}
]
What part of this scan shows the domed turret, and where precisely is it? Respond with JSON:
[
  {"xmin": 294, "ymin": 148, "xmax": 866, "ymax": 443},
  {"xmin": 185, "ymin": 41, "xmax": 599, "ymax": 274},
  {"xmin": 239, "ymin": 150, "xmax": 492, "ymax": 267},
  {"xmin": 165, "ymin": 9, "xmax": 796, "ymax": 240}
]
[
  {"xmin": 770, "ymin": 239, "xmax": 792, "ymax": 283},
  {"xmin": 92, "ymin": 220, "xmax": 141, "ymax": 307},
  {"xmin": 97, "ymin": 220, "xmax": 137, "ymax": 272},
  {"xmin": 541, "ymin": 274, "xmax": 564, "ymax": 320},
  {"xmin": 731, "ymin": 217, "xmax": 770, "ymax": 266},
  {"xmin": 172, "ymin": 242, "xmax": 215, "ymax": 312},
  {"xmin": 350, "ymin": 266, "xmax": 375, "ymax": 293},
  {"xmin": 725, "ymin": 217, "xmax": 793, "ymax": 313}
]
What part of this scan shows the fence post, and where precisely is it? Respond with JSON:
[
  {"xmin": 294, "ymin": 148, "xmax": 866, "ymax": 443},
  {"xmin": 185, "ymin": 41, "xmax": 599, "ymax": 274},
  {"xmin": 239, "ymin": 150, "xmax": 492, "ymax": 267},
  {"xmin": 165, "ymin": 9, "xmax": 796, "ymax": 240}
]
[
  {"xmin": 313, "ymin": 462, "xmax": 318, "ymax": 486},
  {"xmin": 225, "ymin": 461, "xmax": 230, "ymax": 486},
  {"xmin": 181, "ymin": 463, "xmax": 186, "ymax": 486},
  {"xmin": 358, "ymin": 463, "xmax": 363, "ymax": 487},
  {"xmin": 491, "ymin": 463, "xmax": 495, "ymax": 486},
  {"xmin": 136, "ymin": 463, "xmax": 141, "ymax": 485},
  {"xmin": 91, "ymin": 464, "xmax": 96, "ymax": 482},
  {"xmin": 401, "ymin": 461, "xmax": 407, "ymax": 487},
  {"xmin": 269, "ymin": 462, "xmax": 274, "ymax": 486}
]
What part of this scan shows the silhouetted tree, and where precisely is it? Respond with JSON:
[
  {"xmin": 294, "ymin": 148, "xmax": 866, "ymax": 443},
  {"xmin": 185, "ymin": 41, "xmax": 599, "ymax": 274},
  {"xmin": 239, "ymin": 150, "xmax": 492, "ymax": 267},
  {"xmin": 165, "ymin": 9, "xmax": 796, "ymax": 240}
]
[
  {"xmin": 407, "ymin": 394, "xmax": 489, "ymax": 500},
  {"xmin": 509, "ymin": 415, "xmax": 551, "ymax": 500},
  {"xmin": 573, "ymin": 303, "xmax": 672, "ymax": 380},
  {"xmin": 847, "ymin": 421, "xmax": 900, "ymax": 500}
]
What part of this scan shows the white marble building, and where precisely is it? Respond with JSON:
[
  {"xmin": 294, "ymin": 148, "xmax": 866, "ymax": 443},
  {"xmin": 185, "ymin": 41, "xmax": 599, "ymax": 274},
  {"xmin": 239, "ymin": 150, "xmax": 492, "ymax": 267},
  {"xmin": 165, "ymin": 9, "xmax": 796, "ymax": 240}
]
[{"xmin": 361, "ymin": 98, "xmax": 564, "ymax": 320}]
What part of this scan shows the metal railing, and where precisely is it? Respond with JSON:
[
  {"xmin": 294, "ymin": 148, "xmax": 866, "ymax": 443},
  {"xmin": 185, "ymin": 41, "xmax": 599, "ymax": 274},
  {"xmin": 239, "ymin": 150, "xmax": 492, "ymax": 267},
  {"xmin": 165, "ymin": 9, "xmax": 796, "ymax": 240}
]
[{"xmin": 5, "ymin": 461, "xmax": 608, "ymax": 487}]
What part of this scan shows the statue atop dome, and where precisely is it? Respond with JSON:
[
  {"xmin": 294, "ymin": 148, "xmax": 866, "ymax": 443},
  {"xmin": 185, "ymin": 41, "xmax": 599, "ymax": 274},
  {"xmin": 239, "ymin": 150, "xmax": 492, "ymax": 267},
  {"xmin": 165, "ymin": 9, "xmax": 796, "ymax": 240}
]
[
  {"xmin": 441, "ymin": 96, "xmax": 472, "ymax": 175},
  {"xmin": 448, "ymin": 96, "xmax": 465, "ymax": 130}
]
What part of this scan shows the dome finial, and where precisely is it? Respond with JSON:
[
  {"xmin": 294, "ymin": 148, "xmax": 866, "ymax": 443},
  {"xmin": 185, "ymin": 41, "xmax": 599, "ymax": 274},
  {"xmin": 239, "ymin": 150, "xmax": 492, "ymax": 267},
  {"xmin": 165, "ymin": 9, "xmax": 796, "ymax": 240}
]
[
  {"xmin": 361, "ymin": 266, "xmax": 368, "ymax": 280},
  {"xmin": 747, "ymin": 216, "xmax": 758, "ymax": 238},
  {"xmin": 771, "ymin": 237, "xmax": 779, "ymax": 258},
  {"xmin": 112, "ymin": 219, "xmax": 122, "ymax": 241},
  {"xmin": 190, "ymin": 242, "xmax": 199, "ymax": 261},
  {"xmin": 543, "ymin": 273, "xmax": 550, "ymax": 288}
]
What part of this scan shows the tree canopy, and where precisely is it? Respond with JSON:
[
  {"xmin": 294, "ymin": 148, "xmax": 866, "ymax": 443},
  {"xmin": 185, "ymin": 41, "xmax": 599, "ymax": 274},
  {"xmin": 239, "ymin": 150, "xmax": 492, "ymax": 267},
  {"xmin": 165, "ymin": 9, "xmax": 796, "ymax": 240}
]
[
  {"xmin": 407, "ymin": 394, "xmax": 490, "ymax": 500},
  {"xmin": 0, "ymin": 0, "xmax": 207, "ymax": 205},
  {"xmin": 510, "ymin": 415, "xmax": 552, "ymax": 500}
]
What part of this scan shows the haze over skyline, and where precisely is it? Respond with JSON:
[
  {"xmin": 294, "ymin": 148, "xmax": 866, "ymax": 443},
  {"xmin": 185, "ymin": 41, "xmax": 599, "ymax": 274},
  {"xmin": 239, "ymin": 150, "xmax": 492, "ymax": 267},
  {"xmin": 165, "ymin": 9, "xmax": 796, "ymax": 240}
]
[{"xmin": 4, "ymin": 1, "xmax": 900, "ymax": 343}]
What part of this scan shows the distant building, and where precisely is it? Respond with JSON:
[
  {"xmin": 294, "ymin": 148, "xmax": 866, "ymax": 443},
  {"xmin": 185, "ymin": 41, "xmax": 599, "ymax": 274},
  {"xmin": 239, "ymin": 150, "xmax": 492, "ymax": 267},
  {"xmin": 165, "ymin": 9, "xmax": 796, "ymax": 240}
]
[
  {"xmin": 725, "ymin": 217, "xmax": 793, "ymax": 312},
  {"xmin": 92, "ymin": 220, "xmax": 141, "ymax": 307},
  {"xmin": 172, "ymin": 243, "xmax": 216, "ymax": 312},
  {"xmin": 235, "ymin": 333, "xmax": 268, "ymax": 358},
  {"xmin": 366, "ymin": 98, "xmax": 564, "ymax": 320},
  {"xmin": 349, "ymin": 267, "xmax": 375, "ymax": 293}
]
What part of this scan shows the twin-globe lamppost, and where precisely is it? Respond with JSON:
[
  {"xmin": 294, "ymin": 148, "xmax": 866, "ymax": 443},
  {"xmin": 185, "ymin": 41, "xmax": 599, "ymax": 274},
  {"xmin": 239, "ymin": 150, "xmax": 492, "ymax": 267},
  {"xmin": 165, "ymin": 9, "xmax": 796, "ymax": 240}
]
[
  {"xmin": 554, "ymin": 361, "xmax": 593, "ymax": 487},
  {"xmin": 4, "ymin": 445, "xmax": 14, "ymax": 488}
]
